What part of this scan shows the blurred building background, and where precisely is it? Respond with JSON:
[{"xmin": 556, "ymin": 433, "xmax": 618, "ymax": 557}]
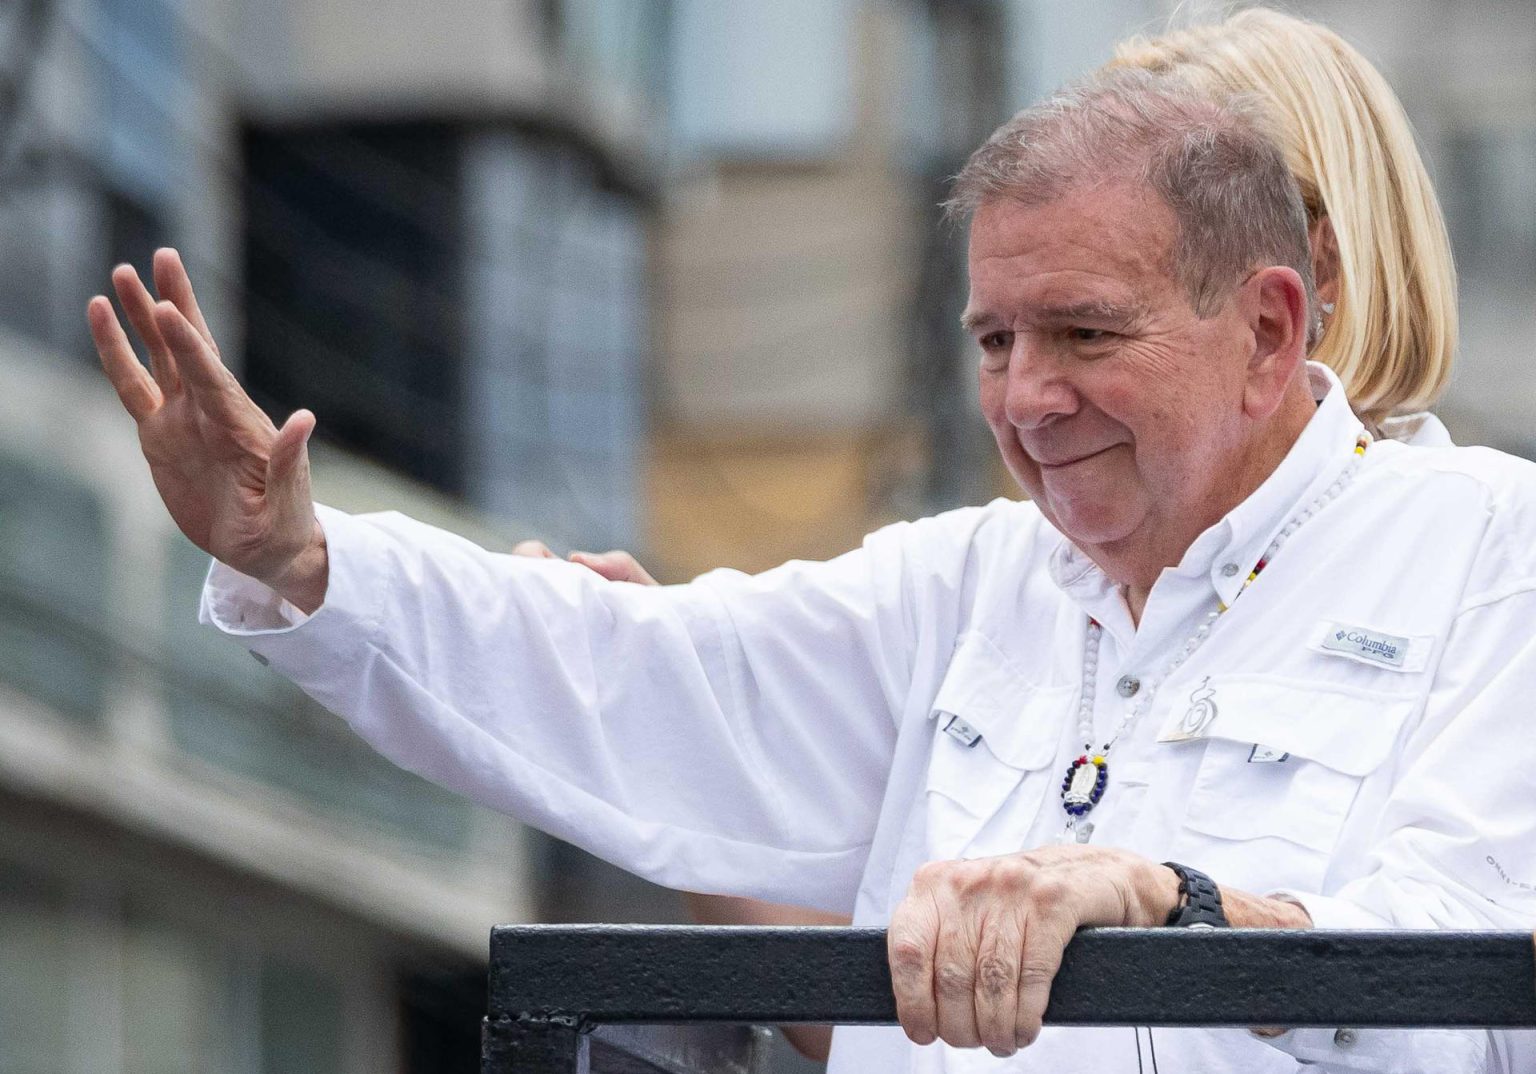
[{"xmin": 0, "ymin": 0, "xmax": 1528, "ymax": 1071}]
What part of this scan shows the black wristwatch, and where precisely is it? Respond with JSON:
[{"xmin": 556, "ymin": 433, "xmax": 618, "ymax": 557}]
[{"xmin": 1162, "ymin": 861, "xmax": 1229, "ymax": 929}]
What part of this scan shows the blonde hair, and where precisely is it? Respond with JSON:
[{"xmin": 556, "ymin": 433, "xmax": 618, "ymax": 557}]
[{"xmin": 1110, "ymin": 8, "xmax": 1457, "ymax": 427}]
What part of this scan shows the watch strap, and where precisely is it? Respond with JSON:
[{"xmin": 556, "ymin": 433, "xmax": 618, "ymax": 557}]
[{"xmin": 1162, "ymin": 861, "xmax": 1228, "ymax": 929}]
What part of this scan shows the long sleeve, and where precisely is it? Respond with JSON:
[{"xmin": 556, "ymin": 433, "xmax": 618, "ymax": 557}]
[
  {"xmin": 199, "ymin": 504, "xmax": 946, "ymax": 910},
  {"xmin": 1261, "ymin": 582, "xmax": 1536, "ymax": 1072}
]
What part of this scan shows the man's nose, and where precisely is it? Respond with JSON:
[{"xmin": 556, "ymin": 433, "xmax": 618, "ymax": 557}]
[{"xmin": 1003, "ymin": 341, "xmax": 1078, "ymax": 429}]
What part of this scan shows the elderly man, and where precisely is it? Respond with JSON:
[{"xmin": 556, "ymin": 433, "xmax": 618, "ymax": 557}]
[{"xmin": 90, "ymin": 69, "xmax": 1534, "ymax": 1072}]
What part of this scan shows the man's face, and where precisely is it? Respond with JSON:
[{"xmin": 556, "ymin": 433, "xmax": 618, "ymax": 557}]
[{"xmin": 965, "ymin": 184, "xmax": 1257, "ymax": 569}]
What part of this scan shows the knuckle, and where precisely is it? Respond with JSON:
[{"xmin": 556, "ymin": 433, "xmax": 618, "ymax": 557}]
[
  {"xmin": 888, "ymin": 937, "xmax": 929, "ymax": 977},
  {"xmin": 1025, "ymin": 872, "xmax": 1069, "ymax": 904},
  {"xmin": 976, "ymin": 954, "xmax": 1016, "ymax": 999},
  {"xmin": 1019, "ymin": 957, "xmax": 1059, "ymax": 990},
  {"xmin": 950, "ymin": 864, "xmax": 985, "ymax": 896},
  {"xmin": 934, "ymin": 961, "xmax": 974, "ymax": 999},
  {"xmin": 912, "ymin": 860, "xmax": 948, "ymax": 889}
]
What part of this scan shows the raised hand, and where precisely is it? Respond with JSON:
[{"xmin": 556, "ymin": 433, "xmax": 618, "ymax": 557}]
[{"xmin": 88, "ymin": 248, "xmax": 329, "ymax": 612}]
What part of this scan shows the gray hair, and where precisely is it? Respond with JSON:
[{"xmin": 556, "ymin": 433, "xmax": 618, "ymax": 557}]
[{"xmin": 948, "ymin": 68, "xmax": 1317, "ymax": 335}]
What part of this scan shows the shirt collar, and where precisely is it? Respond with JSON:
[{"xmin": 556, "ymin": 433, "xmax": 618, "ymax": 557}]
[{"xmin": 1048, "ymin": 361, "xmax": 1366, "ymax": 612}]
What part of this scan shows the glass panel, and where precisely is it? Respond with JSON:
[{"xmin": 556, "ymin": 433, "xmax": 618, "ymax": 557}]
[
  {"xmin": 240, "ymin": 122, "xmax": 465, "ymax": 494},
  {"xmin": 96, "ymin": 0, "xmax": 185, "ymax": 209},
  {"xmin": 461, "ymin": 132, "xmax": 647, "ymax": 553},
  {"xmin": 558, "ymin": 0, "xmax": 671, "ymax": 107},
  {"xmin": 258, "ymin": 959, "xmax": 343, "ymax": 1074},
  {"xmin": 162, "ymin": 536, "xmax": 473, "ymax": 850},
  {"xmin": 0, "ymin": 452, "xmax": 110, "ymax": 725},
  {"xmin": 670, "ymin": 0, "xmax": 855, "ymax": 159},
  {"xmin": 0, "ymin": 868, "xmax": 68, "ymax": 1074}
]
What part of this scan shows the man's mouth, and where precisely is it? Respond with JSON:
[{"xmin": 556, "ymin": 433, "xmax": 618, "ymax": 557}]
[{"xmin": 1033, "ymin": 446, "xmax": 1112, "ymax": 469}]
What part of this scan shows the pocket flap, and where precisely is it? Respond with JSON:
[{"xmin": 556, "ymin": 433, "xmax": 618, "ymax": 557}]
[
  {"xmin": 1156, "ymin": 674, "xmax": 1417, "ymax": 776},
  {"xmin": 930, "ymin": 633, "xmax": 1067, "ymax": 771}
]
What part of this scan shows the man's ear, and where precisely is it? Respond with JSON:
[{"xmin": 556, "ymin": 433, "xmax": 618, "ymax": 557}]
[{"xmin": 1242, "ymin": 265, "xmax": 1309, "ymax": 420}]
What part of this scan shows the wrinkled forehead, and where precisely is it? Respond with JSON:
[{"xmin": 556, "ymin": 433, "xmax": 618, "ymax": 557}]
[{"xmin": 962, "ymin": 184, "xmax": 1183, "ymax": 323}]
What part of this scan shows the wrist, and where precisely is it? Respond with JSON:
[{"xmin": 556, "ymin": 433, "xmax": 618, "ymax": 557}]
[
  {"xmin": 1161, "ymin": 862, "xmax": 1229, "ymax": 929},
  {"xmin": 1133, "ymin": 858, "xmax": 1184, "ymax": 927},
  {"xmin": 268, "ymin": 518, "xmax": 329, "ymax": 614}
]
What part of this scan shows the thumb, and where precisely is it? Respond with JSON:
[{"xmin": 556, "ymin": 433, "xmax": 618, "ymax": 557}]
[{"xmin": 268, "ymin": 408, "xmax": 316, "ymax": 496}]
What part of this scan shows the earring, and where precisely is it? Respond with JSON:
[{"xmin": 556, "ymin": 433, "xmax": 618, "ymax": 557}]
[{"xmin": 1321, "ymin": 301, "xmax": 1337, "ymax": 315}]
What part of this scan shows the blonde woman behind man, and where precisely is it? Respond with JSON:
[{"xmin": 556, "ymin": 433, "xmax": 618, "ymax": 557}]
[{"xmin": 1111, "ymin": 7, "xmax": 1457, "ymax": 442}]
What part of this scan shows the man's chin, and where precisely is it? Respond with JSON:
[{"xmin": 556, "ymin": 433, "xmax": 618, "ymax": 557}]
[{"xmin": 1037, "ymin": 502, "xmax": 1141, "ymax": 551}]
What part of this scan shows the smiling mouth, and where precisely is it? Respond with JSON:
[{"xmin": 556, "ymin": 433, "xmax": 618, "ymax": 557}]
[{"xmin": 1035, "ymin": 446, "xmax": 1113, "ymax": 469}]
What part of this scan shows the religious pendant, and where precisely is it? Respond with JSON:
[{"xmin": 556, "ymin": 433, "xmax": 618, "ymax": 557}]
[
  {"xmin": 1171, "ymin": 677, "xmax": 1219, "ymax": 740},
  {"xmin": 1060, "ymin": 754, "xmax": 1108, "ymax": 818}
]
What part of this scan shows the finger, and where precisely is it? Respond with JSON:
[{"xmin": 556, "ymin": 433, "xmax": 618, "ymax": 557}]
[
  {"xmin": 1013, "ymin": 913, "xmax": 1071, "ymax": 1049},
  {"xmin": 932, "ymin": 910, "xmax": 982, "ymax": 1049},
  {"xmin": 569, "ymin": 550, "xmax": 658, "ymax": 585},
  {"xmin": 887, "ymin": 893, "xmax": 940, "ymax": 1046},
  {"xmin": 269, "ymin": 408, "xmax": 315, "ymax": 485},
  {"xmin": 87, "ymin": 295, "xmax": 160, "ymax": 421},
  {"xmin": 153, "ymin": 247, "xmax": 219, "ymax": 355},
  {"xmin": 268, "ymin": 409, "xmax": 318, "ymax": 551},
  {"xmin": 111, "ymin": 263, "xmax": 180, "ymax": 395},
  {"xmin": 512, "ymin": 540, "xmax": 557, "ymax": 559},
  {"xmin": 974, "ymin": 912, "xmax": 1024, "ymax": 1057},
  {"xmin": 153, "ymin": 301, "xmax": 267, "ymax": 431}
]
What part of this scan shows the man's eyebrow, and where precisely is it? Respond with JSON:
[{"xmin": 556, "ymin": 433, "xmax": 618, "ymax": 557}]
[
  {"xmin": 959, "ymin": 309, "xmax": 999, "ymax": 334},
  {"xmin": 959, "ymin": 300, "xmax": 1148, "ymax": 334},
  {"xmin": 1034, "ymin": 299, "xmax": 1147, "ymax": 324}
]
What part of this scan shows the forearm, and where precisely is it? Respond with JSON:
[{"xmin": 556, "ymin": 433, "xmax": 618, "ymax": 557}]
[
  {"xmin": 1133, "ymin": 858, "xmax": 1311, "ymax": 929},
  {"xmin": 201, "ymin": 505, "xmax": 907, "ymax": 905},
  {"xmin": 1221, "ymin": 885, "xmax": 1313, "ymax": 929}
]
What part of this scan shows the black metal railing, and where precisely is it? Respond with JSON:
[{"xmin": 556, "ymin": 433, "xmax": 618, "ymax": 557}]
[{"xmin": 482, "ymin": 925, "xmax": 1536, "ymax": 1073}]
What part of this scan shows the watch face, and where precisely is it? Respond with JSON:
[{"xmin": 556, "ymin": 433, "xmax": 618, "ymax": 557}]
[{"xmin": 1185, "ymin": 922, "xmax": 1218, "ymax": 931}]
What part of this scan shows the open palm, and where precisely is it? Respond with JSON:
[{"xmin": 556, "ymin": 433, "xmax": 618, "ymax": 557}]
[{"xmin": 88, "ymin": 249, "xmax": 326, "ymax": 610}]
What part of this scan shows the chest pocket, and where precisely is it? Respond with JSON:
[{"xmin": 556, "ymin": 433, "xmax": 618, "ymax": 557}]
[
  {"xmin": 1162, "ymin": 675, "xmax": 1417, "ymax": 894},
  {"xmin": 925, "ymin": 633, "xmax": 1072, "ymax": 861}
]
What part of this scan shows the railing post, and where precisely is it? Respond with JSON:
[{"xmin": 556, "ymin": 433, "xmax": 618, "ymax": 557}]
[{"xmin": 482, "ymin": 1014, "xmax": 588, "ymax": 1074}]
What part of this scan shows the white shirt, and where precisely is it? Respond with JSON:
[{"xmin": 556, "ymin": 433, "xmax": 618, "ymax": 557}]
[{"xmin": 202, "ymin": 366, "xmax": 1536, "ymax": 1073}]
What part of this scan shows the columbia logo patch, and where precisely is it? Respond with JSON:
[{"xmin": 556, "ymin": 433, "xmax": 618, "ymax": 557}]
[{"xmin": 1319, "ymin": 623, "xmax": 1409, "ymax": 668}]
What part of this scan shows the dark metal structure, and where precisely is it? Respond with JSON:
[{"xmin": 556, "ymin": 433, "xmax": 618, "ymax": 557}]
[{"xmin": 483, "ymin": 925, "xmax": 1536, "ymax": 1073}]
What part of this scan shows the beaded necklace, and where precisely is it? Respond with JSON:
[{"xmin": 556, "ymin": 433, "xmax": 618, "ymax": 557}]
[{"xmin": 1059, "ymin": 431, "xmax": 1371, "ymax": 843}]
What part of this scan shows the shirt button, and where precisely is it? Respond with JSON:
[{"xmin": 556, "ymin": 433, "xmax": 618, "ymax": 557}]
[
  {"xmin": 1333, "ymin": 1028, "xmax": 1359, "ymax": 1048},
  {"xmin": 1221, "ymin": 562, "xmax": 1240, "ymax": 577},
  {"xmin": 1116, "ymin": 675, "xmax": 1140, "ymax": 698}
]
